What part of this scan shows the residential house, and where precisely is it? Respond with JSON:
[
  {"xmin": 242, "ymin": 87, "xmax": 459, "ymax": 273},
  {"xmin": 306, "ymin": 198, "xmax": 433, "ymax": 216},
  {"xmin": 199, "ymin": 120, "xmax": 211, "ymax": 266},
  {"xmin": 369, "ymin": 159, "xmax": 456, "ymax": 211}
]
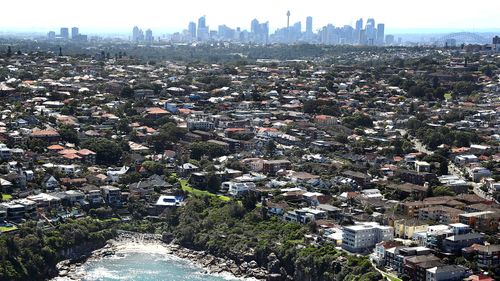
[
  {"xmin": 262, "ymin": 160, "xmax": 291, "ymax": 175},
  {"xmin": 394, "ymin": 219, "xmax": 429, "ymax": 239},
  {"xmin": 426, "ymin": 265, "xmax": 469, "ymax": 281},
  {"xmin": 442, "ymin": 233, "xmax": 484, "ymax": 253}
]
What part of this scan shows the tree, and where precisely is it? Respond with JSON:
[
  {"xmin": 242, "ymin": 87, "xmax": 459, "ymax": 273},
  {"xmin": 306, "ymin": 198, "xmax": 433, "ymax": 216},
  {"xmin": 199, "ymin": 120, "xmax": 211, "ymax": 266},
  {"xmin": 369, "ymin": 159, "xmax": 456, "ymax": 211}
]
[
  {"xmin": 82, "ymin": 138, "xmax": 123, "ymax": 165},
  {"xmin": 408, "ymin": 85, "xmax": 425, "ymax": 98},
  {"xmin": 120, "ymin": 86, "xmax": 134, "ymax": 98},
  {"xmin": 7, "ymin": 46, "xmax": 12, "ymax": 57},
  {"xmin": 453, "ymin": 81, "xmax": 476, "ymax": 96},
  {"xmin": 206, "ymin": 173, "xmax": 220, "ymax": 193},
  {"xmin": 58, "ymin": 126, "xmax": 80, "ymax": 145},
  {"xmin": 342, "ymin": 113, "xmax": 373, "ymax": 129},
  {"xmin": 242, "ymin": 192, "xmax": 258, "ymax": 211},
  {"xmin": 190, "ymin": 142, "xmax": 228, "ymax": 160},
  {"xmin": 141, "ymin": 161, "xmax": 165, "ymax": 175}
]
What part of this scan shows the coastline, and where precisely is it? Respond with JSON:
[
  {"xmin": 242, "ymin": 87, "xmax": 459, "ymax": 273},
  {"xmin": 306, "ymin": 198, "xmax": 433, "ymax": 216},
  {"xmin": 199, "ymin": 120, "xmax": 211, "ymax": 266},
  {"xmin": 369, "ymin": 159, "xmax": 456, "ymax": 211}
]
[{"xmin": 52, "ymin": 232, "xmax": 268, "ymax": 281}]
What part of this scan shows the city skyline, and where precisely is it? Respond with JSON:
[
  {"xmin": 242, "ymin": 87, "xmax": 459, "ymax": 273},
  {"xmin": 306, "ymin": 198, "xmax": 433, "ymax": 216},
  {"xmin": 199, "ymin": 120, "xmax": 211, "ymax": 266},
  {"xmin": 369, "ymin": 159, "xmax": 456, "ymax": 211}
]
[{"xmin": 1, "ymin": 0, "xmax": 499, "ymax": 35}]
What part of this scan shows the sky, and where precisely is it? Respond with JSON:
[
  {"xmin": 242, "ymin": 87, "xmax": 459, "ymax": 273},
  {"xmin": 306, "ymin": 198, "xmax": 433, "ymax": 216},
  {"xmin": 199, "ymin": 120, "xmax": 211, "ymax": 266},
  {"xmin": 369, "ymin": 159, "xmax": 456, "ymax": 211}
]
[{"xmin": 1, "ymin": 0, "xmax": 499, "ymax": 35}]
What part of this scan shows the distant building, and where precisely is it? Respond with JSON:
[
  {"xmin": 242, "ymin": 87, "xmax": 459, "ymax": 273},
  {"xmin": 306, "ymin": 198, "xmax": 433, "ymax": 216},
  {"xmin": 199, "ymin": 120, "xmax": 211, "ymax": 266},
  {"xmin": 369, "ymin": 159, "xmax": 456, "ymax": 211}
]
[
  {"xmin": 145, "ymin": 29, "xmax": 153, "ymax": 43},
  {"xmin": 306, "ymin": 16, "xmax": 313, "ymax": 34},
  {"xmin": 60, "ymin": 27, "xmax": 69, "ymax": 39},
  {"xmin": 197, "ymin": 15, "xmax": 209, "ymax": 41},
  {"xmin": 385, "ymin": 34, "xmax": 395, "ymax": 45},
  {"xmin": 188, "ymin": 21, "xmax": 196, "ymax": 39},
  {"xmin": 132, "ymin": 26, "xmax": 144, "ymax": 42},
  {"xmin": 47, "ymin": 31, "xmax": 56, "ymax": 40},
  {"xmin": 71, "ymin": 27, "xmax": 79, "ymax": 39},
  {"xmin": 376, "ymin": 23, "xmax": 385, "ymax": 45}
]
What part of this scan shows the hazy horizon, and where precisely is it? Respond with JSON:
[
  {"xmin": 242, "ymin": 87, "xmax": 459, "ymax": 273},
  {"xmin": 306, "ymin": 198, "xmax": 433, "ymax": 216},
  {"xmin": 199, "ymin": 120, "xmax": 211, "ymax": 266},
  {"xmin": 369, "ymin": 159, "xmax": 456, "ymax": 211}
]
[{"xmin": 1, "ymin": 0, "xmax": 499, "ymax": 36}]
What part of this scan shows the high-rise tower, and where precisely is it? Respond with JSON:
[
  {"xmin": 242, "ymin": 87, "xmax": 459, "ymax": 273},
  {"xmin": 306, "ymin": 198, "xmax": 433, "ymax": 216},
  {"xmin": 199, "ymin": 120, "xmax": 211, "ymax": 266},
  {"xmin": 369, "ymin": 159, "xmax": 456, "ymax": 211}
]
[{"xmin": 306, "ymin": 16, "xmax": 313, "ymax": 34}]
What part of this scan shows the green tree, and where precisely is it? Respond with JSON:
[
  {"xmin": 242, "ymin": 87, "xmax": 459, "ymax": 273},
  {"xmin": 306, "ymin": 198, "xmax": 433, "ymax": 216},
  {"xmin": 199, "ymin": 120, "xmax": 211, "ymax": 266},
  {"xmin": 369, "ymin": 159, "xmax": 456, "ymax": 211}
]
[
  {"xmin": 242, "ymin": 192, "xmax": 258, "ymax": 211},
  {"xmin": 190, "ymin": 142, "xmax": 228, "ymax": 160},
  {"xmin": 82, "ymin": 138, "xmax": 123, "ymax": 165},
  {"xmin": 342, "ymin": 113, "xmax": 373, "ymax": 129},
  {"xmin": 141, "ymin": 161, "xmax": 165, "ymax": 175},
  {"xmin": 206, "ymin": 173, "xmax": 220, "ymax": 193},
  {"xmin": 58, "ymin": 126, "xmax": 80, "ymax": 145}
]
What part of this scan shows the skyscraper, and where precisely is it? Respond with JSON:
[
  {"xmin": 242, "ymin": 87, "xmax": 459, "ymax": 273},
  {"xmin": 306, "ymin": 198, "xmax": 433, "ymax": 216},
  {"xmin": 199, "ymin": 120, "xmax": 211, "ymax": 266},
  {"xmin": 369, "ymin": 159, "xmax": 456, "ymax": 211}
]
[
  {"xmin": 365, "ymin": 18, "xmax": 376, "ymax": 45},
  {"xmin": 197, "ymin": 16, "xmax": 209, "ymax": 41},
  {"xmin": 145, "ymin": 29, "xmax": 153, "ymax": 43},
  {"xmin": 188, "ymin": 22, "xmax": 196, "ymax": 39},
  {"xmin": 385, "ymin": 35, "xmax": 395, "ymax": 45},
  {"xmin": 47, "ymin": 31, "xmax": 56, "ymax": 40},
  {"xmin": 250, "ymin": 19, "xmax": 269, "ymax": 44},
  {"xmin": 306, "ymin": 16, "xmax": 313, "ymax": 34},
  {"xmin": 355, "ymin": 18, "xmax": 363, "ymax": 31},
  {"xmin": 132, "ymin": 26, "xmax": 140, "ymax": 41},
  {"xmin": 71, "ymin": 27, "xmax": 79, "ymax": 39},
  {"xmin": 132, "ymin": 26, "xmax": 144, "ymax": 42},
  {"xmin": 355, "ymin": 18, "xmax": 363, "ymax": 44},
  {"xmin": 251, "ymin": 19, "xmax": 260, "ymax": 34},
  {"xmin": 376, "ymin": 23, "xmax": 385, "ymax": 45},
  {"xmin": 60, "ymin": 27, "xmax": 69, "ymax": 39},
  {"xmin": 198, "ymin": 16, "xmax": 206, "ymax": 29}
]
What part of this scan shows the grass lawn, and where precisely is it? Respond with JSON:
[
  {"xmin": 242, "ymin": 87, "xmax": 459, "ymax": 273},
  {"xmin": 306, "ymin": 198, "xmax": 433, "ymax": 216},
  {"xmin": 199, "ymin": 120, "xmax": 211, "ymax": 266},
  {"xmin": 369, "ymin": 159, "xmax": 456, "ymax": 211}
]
[
  {"xmin": 179, "ymin": 179, "xmax": 231, "ymax": 202},
  {"xmin": 1, "ymin": 194, "xmax": 12, "ymax": 200},
  {"xmin": 0, "ymin": 225, "xmax": 18, "ymax": 232},
  {"xmin": 444, "ymin": 93, "xmax": 453, "ymax": 100}
]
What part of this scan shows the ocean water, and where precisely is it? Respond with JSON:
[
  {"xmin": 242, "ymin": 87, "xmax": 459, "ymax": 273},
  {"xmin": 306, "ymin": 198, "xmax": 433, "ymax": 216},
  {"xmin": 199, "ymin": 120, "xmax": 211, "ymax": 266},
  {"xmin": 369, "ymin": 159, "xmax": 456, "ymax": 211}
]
[{"xmin": 59, "ymin": 242, "xmax": 254, "ymax": 281}]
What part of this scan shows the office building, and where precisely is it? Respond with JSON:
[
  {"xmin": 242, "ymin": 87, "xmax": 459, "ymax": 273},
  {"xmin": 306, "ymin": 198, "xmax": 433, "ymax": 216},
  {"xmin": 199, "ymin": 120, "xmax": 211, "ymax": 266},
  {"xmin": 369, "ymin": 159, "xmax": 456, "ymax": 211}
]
[
  {"xmin": 132, "ymin": 26, "xmax": 145, "ymax": 42},
  {"xmin": 306, "ymin": 16, "xmax": 313, "ymax": 34},
  {"xmin": 188, "ymin": 21, "xmax": 196, "ymax": 39},
  {"xmin": 47, "ymin": 31, "xmax": 56, "ymax": 40},
  {"xmin": 145, "ymin": 29, "xmax": 153, "ymax": 43},
  {"xmin": 386, "ymin": 34, "xmax": 395, "ymax": 45},
  {"xmin": 197, "ymin": 16, "xmax": 209, "ymax": 41},
  {"xmin": 376, "ymin": 23, "xmax": 385, "ymax": 45},
  {"xmin": 60, "ymin": 27, "xmax": 69, "ymax": 39},
  {"xmin": 355, "ymin": 18, "xmax": 363, "ymax": 44},
  {"xmin": 71, "ymin": 27, "xmax": 79, "ymax": 39},
  {"xmin": 365, "ymin": 18, "xmax": 376, "ymax": 45}
]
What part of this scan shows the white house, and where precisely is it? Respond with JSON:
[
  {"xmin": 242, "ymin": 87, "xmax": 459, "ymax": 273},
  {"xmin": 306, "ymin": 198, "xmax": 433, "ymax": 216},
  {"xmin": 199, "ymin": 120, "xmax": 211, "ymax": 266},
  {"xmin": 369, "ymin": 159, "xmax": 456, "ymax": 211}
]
[
  {"xmin": 454, "ymin": 155, "xmax": 478, "ymax": 166},
  {"xmin": 222, "ymin": 181, "xmax": 256, "ymax": 197}
]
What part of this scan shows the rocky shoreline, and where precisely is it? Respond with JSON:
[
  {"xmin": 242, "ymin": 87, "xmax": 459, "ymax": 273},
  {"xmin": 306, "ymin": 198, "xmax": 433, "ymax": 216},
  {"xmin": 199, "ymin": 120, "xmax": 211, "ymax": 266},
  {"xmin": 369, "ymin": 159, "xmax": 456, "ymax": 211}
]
[{"xmin": 53, "ymin": 232, "xmax": 271, "ymax": 280}]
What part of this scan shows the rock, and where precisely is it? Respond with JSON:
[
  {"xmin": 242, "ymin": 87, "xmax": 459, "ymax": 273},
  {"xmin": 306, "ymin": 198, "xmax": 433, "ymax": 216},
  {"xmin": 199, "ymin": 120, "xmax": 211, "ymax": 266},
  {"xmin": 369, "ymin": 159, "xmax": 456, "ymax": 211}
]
[
  {"xmin": 267, "ymin": 273, "xmax": 283, "ymax": 281},
  {"xmin": 267, "ymin": 252, "xmax": 278, "ymax": 261},
  {"xmin": 251, "ymin": 268, "xmax": 267, "ymax": 279},
  {"xmin": 248, "ymin": 260, "xmax": 258, "ymax": 268},
  {"xmin": 230, "ymin": 264, "xmax": 240, "ymax": 276},
  {"xmin": 267, "ymin": 259, "xmax": 281, "ymax": 273}
]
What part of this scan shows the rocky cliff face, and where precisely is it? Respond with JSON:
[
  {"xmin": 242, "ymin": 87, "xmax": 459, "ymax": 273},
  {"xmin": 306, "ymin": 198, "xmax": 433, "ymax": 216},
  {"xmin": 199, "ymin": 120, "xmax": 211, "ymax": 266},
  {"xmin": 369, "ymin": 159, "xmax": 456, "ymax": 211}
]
[{"xmin": 58, "ymin": 241, "xmax": 107, "ymax": 261}]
